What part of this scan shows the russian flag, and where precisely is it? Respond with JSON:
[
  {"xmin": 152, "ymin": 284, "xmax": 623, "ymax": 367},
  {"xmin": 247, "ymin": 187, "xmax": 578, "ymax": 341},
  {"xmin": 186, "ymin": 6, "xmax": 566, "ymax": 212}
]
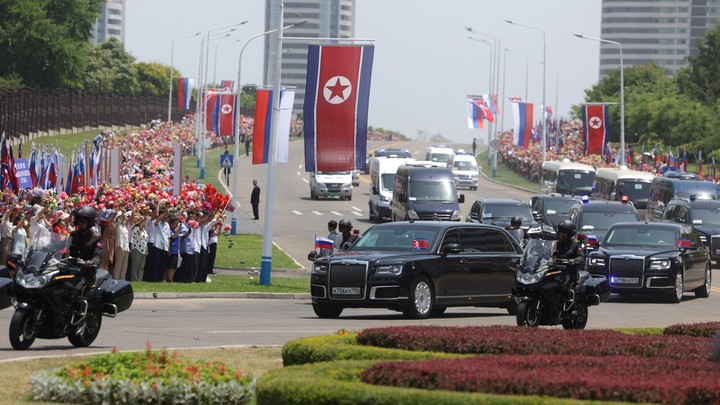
[
  {"xmin": 512, "ymin": 102, "xmax": 533, "ymax": 148},
  {"xmin": 315, "ymin": 236, "xmax": 334, "ymax": 251},
  {"xmin": 303, "ymin": 45, "xmax": 374, "ymax": 173},
  {"xmin": 177, "ymin": 78, "xmax": 193, "ymax": 111},
  {"xmin": 205, "ymin": 92, "xmax": 220, "ymax": 133},
  {"xmin": 252, "ymin": 89, "xmax": 296, "ymax": 164},
  {"xmin": 582, "ymin": 104, "xmax": 609, "ymax": 156},
  {"xmin": 413, "ymin": 238, "xmax": 429, "ymax": 251}
]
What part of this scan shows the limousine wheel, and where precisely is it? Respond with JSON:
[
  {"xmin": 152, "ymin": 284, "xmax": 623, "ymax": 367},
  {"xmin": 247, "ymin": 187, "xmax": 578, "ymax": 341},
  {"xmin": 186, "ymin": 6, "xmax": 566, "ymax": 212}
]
[
  {"xmin": 312, "ymin": 303, "xmax": 343, "ymax": 319},
  {"xmin": 669, "ymin": 271, "xmax": 684, "ymax": 304},
  {"xmin": 695, "ymin": 264, "xmax": 712, "ymax": 298},
  {"xmin": 403, "ymin": 277, "xmax": 433, "ymax": 319}
]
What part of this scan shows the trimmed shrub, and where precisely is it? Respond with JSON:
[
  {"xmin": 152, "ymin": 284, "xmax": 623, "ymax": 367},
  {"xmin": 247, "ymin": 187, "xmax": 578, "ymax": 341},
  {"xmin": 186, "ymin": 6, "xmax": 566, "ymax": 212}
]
[
  {"xmin": 356, "ymin": 325, "xmax": 714, "ymax": 360},
  {"xmin": 360, "ymin": 355, "xmax": 720, "ymax": 405},
  {"xmin": 664, "ymin": 322, "xmax": 720, "ymax": 338}
]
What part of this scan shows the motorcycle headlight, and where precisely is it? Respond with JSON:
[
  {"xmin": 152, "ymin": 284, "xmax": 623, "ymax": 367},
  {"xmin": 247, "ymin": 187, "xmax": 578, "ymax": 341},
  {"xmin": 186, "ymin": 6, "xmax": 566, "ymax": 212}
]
[
  {"xmin": 588, "ymin": 257, "xmax": 605, "ymax": 266},
  {"xmin": 516, "ymin": 271, "xmax": 545, "ymax": 285},
  {"xmin": 312, "ymin": 264, "xmax": 328, "ymax": 275},
  {"xmin": 376, "ymin": 264, "xmax": 403, "ymax": 276},
  {"xmin": 16, "ymin": 271, "xmax": 54, "ymax": 289},
  {"xmin": 649, "ymin": 259, "xmax": 671, "ymax": 270},
  {"xmin": 451, "ymin": 210, "xmax": 461, "ymax": 221}
]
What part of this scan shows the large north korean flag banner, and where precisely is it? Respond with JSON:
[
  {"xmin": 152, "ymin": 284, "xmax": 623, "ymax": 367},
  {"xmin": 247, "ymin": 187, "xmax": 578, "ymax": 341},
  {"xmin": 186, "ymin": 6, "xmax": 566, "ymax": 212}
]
[
  {"xmin": 303, "ymin": 45, "xmax": 374, "ymax": 172},
  {"xmin": 582, "ymin": 104, "xmax": 610, "ymax": 156}
]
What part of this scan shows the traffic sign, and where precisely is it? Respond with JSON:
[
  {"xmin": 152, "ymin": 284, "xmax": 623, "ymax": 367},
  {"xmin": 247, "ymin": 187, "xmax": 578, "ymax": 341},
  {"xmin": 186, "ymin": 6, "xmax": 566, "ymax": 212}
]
[{"xmin": 220, "ymin": 154, "xmax": 234, "ymax": 168}]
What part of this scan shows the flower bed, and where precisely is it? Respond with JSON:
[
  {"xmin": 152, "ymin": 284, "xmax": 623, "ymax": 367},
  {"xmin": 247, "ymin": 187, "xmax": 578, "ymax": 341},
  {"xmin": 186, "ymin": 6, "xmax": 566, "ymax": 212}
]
[
  {"xmin": 664, "ymin": 322, "xmax": 720, "ymax": 338},
  {"xmin": 356, "ymin": 325, "xmax": 714, "ymax": 360},
  {"xmin": 359, "ymin": 355, "xmax": 720, "ymax": 405},
  {"xmin": 30, "ymin": 347, "xmax": 256, "ymax": 405}
]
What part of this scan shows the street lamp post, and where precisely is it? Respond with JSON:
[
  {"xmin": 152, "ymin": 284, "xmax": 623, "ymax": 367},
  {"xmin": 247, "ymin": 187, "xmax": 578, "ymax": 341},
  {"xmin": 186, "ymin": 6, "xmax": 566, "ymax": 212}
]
[
  {"xmin": 505, "ymin": 20, "xmax": 547, "ymax": 169},
  {"xmin": 574, "ymin": 34, "xmax": 625, "ymax": 166},
  {"xmin": 229, "ymin": 20, "xmax": 307, "ymax": 235},
  {"xmin": 167, "ymin": 32, "xmax": 200, "ymax": 122}
]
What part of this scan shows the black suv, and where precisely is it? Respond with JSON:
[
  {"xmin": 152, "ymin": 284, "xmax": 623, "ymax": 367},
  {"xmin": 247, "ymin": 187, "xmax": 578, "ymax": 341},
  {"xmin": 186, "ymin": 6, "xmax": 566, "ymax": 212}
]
[
  {"xmin": 309, "ymin": 221, "xmax": 522, "ymax": 319},
  {"xmin": 568, "ymin": 200, "xmax": 641, "ymax": 248},
  {"xmin": 662, "ymin": 198, "xmax": 720, "ymax": 266},
  {"xmin": 528, "ymin": 194, "xmax": 581, "ymax": 238},
  {"xmin": 587, "ymin": 222, "xmax": 711, "ymax": 302},
  {"xmin": 466, "ymin": 198, "xmax": 539, "ymax": 230}
]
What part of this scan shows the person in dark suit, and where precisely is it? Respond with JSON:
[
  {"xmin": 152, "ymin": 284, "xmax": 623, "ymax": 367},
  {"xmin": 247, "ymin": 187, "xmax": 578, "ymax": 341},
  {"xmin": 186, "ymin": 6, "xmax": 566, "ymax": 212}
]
[{"xmin": 251, "ymin": 180, "xmax": 260, "ymax": 220}]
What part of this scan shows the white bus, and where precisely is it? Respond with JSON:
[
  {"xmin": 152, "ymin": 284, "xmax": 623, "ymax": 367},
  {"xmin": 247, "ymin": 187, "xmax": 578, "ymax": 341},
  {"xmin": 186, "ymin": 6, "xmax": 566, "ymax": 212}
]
[
  {"xmin": 541, "ymin": 160, "xmax": 596, "ymax": 197},
  {"xmin": 591, "ymin": 167, "xmax": 656, "ymax": 209}
]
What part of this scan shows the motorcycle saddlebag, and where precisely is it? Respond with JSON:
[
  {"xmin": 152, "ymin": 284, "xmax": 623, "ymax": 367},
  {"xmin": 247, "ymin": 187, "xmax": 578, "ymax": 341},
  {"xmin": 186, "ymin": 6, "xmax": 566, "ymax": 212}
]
[
  {"xmin": 582, "ymin": 275, "xmax": 611, "ymax": 304},
  {"xmin": 100, "ymin": 279, "xmax": 134, "ymax": 313},
  {"xmin": 0, "ymin": 277, "xmax": 12, "ymax": 310}
]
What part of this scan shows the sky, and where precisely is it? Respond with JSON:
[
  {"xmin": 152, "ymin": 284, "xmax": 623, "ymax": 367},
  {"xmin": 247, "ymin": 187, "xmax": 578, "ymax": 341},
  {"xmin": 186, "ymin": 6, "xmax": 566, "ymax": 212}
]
[{"xmin": 125, "ymin": 0, "xmax": 602, "ymax": 144}]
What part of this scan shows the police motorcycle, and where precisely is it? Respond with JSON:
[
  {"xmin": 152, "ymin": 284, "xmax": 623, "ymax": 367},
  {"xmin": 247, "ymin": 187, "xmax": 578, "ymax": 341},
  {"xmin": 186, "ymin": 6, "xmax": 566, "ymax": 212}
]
[
  {"xmin": 0, "ymin": 236, "xmax": 133, "ymax": 350},
  {"xmin": 513, "ymin": 236, "xmax": 610, "ymax": 330}
]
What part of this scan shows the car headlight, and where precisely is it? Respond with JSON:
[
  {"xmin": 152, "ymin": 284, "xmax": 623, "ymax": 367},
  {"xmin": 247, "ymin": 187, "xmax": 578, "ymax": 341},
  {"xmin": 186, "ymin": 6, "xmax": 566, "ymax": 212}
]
[
  {"xmin": 16, "ymin": 270, "xmax": 54, "ymax": 289},
  {"xmin": 516, "ymin": 271, "xmax": 544, "ymax": 285},
  {"xmin": 312, "ymin": 264, "xmax": 328, "ymax": 275},
  {"xmin": 408, "ymin": 210, "xmax": 420, "ymax": 220},
  {"xmin": 649, "ymin": 259, "xmax": 671, "ymax": 270},
  {"xmin": 451, "ymin": 210, "xmax": 461, "ymax": 221},
  {"xmin": 342, "ymin": 183, "xmax": 352, "ymax": 189},
  {"xmin": 588, "ymin": 257, "xmax": 605, "ymax": 266},
  {"xmin": 376, "ymin": 264, "xmax": 403, "ymax": 276}
]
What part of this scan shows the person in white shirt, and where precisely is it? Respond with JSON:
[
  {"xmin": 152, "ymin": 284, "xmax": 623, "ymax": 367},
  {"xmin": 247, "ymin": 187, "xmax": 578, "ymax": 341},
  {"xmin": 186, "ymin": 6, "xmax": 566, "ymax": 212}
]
[
  {"xmin": 113, "ymin": 211, "xmax": 131, "ymax": 281},
  {"xmin": 0, "ymin": 207, "xmax": 14, "ymax": 265},
  {"xmin": 29, "ymin": 205, "xmax": 53, "ymax": 251},
  {"xmin": 153, "ymin": 208, "xmax": 171, "ymax": 282},
  {"xmin": 129, "ymin": 213, "xmax": 148, "ymax": 282}
]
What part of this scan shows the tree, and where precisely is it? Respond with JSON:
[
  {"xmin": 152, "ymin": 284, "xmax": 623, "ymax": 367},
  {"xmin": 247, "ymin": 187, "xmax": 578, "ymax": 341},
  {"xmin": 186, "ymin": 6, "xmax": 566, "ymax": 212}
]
[
  {"xmin": 83, "ymin": 38, "xmax": 140, "ymax": 94},
  {"xmin": 677, "ymin": 24, "xmax": 720, "ymax": 104},
  {"xmin": 0, "ymin": 0, "xmax": 104, "ymax": 89},
  {"xmin": 136, "ymin": 62, "xmax": 177, "ymax": 97}
]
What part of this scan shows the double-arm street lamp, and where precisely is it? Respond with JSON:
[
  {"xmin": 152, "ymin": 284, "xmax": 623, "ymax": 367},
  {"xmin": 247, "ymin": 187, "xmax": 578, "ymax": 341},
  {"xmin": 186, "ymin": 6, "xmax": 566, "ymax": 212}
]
[
  {"xmin": 574, "ymin": 34, "xmax": 625, "ymax": 166},
  {"xmin": 505, "ymin": 20, "xmax": 547, "ymax": 168},
  {"xmin": 167, "ymin": 32, "xmax": 201, "ymax": 122}
]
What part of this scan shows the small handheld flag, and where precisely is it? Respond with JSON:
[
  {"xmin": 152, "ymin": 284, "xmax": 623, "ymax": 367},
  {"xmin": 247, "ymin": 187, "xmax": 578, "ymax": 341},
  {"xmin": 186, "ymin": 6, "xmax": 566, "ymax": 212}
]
[
  {"xmin": 412, "ymin": 238, "xmax": 429, "ymax": 251},
  {"xmin": 316, "ymin": 237, "xmax": 334, "ymax": 251}
]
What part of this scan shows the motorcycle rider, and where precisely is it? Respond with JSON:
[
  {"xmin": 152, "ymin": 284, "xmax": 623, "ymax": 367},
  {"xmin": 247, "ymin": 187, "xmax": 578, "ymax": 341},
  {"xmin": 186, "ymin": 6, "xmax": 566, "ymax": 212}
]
[
  {"xmin": 338, "ymin": 219, "xmax": 358, "ymax": 250},
  {"xmin": 67, "ymin": 206, "xmax": 103, "ymax": 296},
  {"xmin": 551, "ymin": 219, "xmax": 584, "ymax": 292}
]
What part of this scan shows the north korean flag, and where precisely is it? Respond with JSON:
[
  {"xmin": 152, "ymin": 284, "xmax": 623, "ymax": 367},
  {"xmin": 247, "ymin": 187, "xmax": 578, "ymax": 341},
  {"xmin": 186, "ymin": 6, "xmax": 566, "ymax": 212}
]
[
  {"xmin": 303, "ymin": 45, "xmax": 374, "ymax": 172},
  {"xmin": 583, "ymin": 105, "xmax": 610, "ymax": 156},
  {"xmin": 218, "ymin": 94, "xmax": 236, "ymax": 137}
]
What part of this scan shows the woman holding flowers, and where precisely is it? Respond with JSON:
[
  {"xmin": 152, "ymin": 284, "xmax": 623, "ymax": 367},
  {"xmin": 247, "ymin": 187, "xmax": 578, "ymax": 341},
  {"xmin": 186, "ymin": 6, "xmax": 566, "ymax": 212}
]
[{"xmin": 129, "ymin": 211, "xmax": 148, "ymax": 282}]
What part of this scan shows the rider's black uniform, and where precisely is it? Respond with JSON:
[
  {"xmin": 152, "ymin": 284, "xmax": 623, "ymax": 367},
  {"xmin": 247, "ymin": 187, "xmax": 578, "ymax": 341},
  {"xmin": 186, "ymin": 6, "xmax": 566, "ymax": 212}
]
[
  {"xmin": 552, "ymin": 236, "xmax": 584, "ymax": 285},
  {"xmin": 68, "ymin": 228, "xmax": 103, "ymax": 294}
]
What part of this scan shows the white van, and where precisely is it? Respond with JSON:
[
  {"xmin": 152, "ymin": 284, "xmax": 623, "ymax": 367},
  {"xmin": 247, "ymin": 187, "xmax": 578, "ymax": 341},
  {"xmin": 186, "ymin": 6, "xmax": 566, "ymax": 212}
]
[
  {"xmin": 310, "ymin": 171, "xmax": 353, "ymax": 200},
  {"xmin": 541, "ymin": 160, "xmax": 596, "ymax": 197},
  {"xmin": 592, "ymin": 167, "xmax": 656, "ymax": 209},
  {"xmin": 424, "ymin": 146, "xmax": 455, "ymax": 167},
  {"xmin": 450, "ymin": 154, "xmax": 479, "ymax": 190},
  {"xmin": 369, "ymin": 156, "xmax": 415, "ymax": 222}
]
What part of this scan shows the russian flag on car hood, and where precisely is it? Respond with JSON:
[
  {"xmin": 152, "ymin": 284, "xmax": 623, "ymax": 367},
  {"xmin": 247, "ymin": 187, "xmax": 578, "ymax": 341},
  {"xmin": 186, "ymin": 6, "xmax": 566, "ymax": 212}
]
[{"xmin": 303, "ymin": 45, "xmax": 374, "ymax": 172}]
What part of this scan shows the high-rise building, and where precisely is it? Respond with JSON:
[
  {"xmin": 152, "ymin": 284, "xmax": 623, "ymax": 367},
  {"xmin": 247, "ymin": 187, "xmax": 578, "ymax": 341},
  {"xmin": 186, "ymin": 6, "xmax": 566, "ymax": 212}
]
[
  {"xmin": 264, "ymin": 0, "xmax": 356, "ymax": 111},
  {"xmin": 91, "ymin": 0, "xmax": 126, "ymax": 44},
  {"xmin": 599, "ymin": 0, "xmax": 720, "ymax": 77}
]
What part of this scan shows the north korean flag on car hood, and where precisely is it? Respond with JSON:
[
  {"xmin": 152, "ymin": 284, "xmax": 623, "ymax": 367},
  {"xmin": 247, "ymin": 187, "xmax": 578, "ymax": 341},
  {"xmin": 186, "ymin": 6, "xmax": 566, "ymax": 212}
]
[{"xmin": 303, "ymin": 45, "xmax": 374, "ymax": 172}]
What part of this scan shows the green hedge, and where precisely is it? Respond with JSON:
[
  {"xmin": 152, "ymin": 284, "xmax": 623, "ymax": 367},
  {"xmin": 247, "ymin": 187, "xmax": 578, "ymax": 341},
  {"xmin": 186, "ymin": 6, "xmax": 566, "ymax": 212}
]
[
  {"xmin": 257, "ymin": 360, "xmax": 621, "ymax": 405},
  {"xmin": 281, "ymin": 334, "xmax": 461, "ymax": 366}
]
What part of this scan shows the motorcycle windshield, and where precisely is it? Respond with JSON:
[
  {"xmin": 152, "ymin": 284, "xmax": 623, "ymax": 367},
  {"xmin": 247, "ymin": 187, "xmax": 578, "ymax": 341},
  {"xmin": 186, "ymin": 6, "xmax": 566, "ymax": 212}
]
[
  {"xmin": 24, "ymin": 235, "xmax": 70, "ymax": 275},
  {"xmin": 521, "ymin": 239, "xmax": 555, "ymax": 272}
]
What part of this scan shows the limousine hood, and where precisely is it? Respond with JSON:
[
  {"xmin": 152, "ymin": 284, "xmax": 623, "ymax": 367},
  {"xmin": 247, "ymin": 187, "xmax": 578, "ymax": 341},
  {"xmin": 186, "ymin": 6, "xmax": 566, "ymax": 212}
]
[{"xmin": 329, "ymin": 250, "xmax": 433, "ymax": 263}]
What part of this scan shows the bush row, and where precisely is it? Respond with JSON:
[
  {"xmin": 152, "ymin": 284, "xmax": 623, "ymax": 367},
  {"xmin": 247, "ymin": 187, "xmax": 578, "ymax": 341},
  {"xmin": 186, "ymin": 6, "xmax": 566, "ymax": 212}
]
[
  {"xmin": 356, "ymin": 325, "xmax": 715, "ymax": 360},
  {"xmin": 360, "ymin": 355, "xmax": 720, "ymax": 405},
  {"xmin": 664, "ymin": 322, "xmax": 720, "ymax": 338}
]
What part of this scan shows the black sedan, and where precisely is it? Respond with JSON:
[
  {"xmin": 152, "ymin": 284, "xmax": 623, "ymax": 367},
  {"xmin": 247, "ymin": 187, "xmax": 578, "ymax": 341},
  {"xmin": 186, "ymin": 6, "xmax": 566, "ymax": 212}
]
[
  {"xmin": 586, "ymin": 222, "xmax": 712, "ymax": 303},
  {"xmin": 309, "ymin": 221, "xmax": 522, "ymax": 319}
]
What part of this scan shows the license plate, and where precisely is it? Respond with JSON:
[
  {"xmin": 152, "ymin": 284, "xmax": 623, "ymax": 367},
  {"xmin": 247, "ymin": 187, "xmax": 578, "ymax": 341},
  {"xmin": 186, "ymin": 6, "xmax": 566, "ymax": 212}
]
[
  {"xmin": 332, "ymin": 287, "xmax": 360, "ymax": 295},
  {"xmin": 612, "ymin": 277, "xmax": 639, "ymax": 284}
]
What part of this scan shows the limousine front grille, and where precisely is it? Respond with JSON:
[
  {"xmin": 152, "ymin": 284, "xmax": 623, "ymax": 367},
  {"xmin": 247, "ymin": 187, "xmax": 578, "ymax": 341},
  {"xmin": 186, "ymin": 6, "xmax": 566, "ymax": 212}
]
[
  {"xmin": 609, "ymin": 258, "xmax": 644, "ymax": 287},
  {"xmin": 328, "ymin": 261, "xmax": 368, "ymax": 299},
  {"xmin": 418, "ymin": 213, "xmax": 452, "ymax": 221}
]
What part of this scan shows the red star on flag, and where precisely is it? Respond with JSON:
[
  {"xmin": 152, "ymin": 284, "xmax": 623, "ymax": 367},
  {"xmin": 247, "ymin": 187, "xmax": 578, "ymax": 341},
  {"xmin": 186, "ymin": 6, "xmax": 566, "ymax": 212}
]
[{"xmin": 326, "ymin": 78, "xmax": 349, "ymax": 101}]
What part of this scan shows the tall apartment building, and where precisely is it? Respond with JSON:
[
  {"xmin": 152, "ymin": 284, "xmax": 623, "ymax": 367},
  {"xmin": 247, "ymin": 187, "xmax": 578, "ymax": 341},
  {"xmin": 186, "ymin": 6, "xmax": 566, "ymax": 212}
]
[
  {"xmin": 264, "ymin": 0, "xmax": 356, "ymax": 111},
  {"xmin": 599, "ymin": 0, "xmax": 720, "ymax": 77},
  {"xmin": 91, "ymin": 0, "xmax": 126, "ymax": 44}
]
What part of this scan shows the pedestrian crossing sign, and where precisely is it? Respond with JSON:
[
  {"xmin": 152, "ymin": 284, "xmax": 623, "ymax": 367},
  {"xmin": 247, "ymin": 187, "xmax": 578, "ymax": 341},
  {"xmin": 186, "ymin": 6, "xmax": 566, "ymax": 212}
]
[{"xmin": 220, "ymin": 154, "xmax": 233, "ymax": 168}]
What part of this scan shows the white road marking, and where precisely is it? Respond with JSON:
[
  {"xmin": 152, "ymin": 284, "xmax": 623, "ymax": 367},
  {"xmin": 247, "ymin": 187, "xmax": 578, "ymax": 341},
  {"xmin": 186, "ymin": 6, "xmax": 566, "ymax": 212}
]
[
  {"xmin": 331, "ymin": 211, "xmax": 343, "ymax": 216},
  {"xmin": 297, "ymin": 171, "xmax": 302, "ymax": 176},
  {"xmin": 351, "ymin": 206, "xmax": 363, "ymax": 212},
  {"xmin": 312, "ymin": 211, "xmax": 323, "ymax": 216},
  {"xmin": 298, "ymin": 164, "xmax": 303, "ymax": 170},
  {"xmin": 302, "ymin": 178, "xmax": 309, "ymax": 183},
  {"xmin": 291, "ymin": 210, "xmax": 303, "ymax": 215},
  {"xmin": 351, "ymin": 211, "xmax": 362, "ymax": 217}
]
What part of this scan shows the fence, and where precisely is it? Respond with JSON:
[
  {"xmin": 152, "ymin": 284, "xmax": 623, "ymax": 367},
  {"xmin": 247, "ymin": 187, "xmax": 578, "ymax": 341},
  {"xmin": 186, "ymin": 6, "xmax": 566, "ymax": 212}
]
[{"xmin": 0, "ymin": 89, "xmax": 193, "ymax": 140}]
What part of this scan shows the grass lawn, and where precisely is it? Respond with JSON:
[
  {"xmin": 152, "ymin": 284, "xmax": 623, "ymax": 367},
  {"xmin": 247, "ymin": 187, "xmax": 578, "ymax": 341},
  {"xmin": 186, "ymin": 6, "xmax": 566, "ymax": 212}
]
[
  {"xmin": 131, "ymin": 274, "xmax": 308, "ymax": 293},
  {"xmin": 478, "ymin": 149, "xmax": 540, "ymax": 192}
]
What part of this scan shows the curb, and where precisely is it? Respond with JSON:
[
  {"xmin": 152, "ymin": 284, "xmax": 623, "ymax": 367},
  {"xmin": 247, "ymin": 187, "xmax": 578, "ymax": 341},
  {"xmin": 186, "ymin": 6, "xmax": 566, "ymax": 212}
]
[{"xmin": 134, "ymin": 292, "xmax": 311, "ymax": 300}]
